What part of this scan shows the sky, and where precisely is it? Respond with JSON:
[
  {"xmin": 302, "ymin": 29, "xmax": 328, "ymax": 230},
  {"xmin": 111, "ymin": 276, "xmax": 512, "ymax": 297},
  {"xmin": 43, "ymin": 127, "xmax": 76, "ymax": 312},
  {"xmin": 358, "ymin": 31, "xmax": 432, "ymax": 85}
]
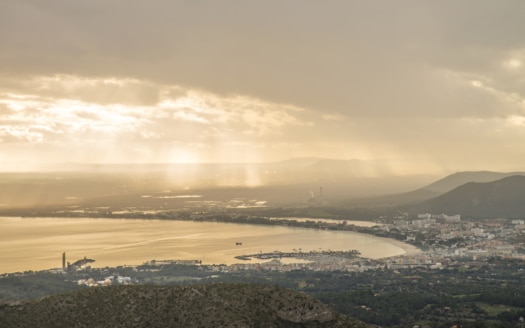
[{"xmin": 1, "ymin": 0, "xmax": 525, "ymax": 174}]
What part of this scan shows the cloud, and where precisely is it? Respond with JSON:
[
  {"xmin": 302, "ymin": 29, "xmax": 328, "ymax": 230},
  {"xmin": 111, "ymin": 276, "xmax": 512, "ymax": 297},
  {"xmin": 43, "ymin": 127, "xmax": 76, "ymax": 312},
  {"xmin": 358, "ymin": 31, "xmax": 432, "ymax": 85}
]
[
  {"xmin": 322, "ymin": 113, "xmax": 345, "ymax": 121},
  {"xmin": 5, "ymin": 1, "xmax": 525, "ymax": 119},
  {"xmin": 0, "ymin": 76, "xmax": 312, "ymax": 163},
  {"xmin": 2, "ymin": 1, "xmax": 525, "ymax": 173}
]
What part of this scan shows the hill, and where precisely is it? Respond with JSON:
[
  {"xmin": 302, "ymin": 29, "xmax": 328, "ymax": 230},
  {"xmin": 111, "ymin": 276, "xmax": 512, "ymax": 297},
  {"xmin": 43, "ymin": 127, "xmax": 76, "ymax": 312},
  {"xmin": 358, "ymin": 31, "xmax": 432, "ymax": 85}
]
[
  {"xmin": 420, "ymin": 171, "xmax": 525, "ymax": 194},
  {"xmin": 0, "ymin": 283, "xmax": 368, "ymax": 328},
  {"xmin": 355, "ymin": 171, "xmax": 525, "ymax": 207},
  {"xmin": 408, "ymin": 175, "xmax": 525, "ymax": 218}
]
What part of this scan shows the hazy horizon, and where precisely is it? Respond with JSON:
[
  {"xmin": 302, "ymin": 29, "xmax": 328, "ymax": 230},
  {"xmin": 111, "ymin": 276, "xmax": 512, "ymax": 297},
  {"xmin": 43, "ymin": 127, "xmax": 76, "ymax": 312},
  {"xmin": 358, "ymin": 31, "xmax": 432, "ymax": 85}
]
[
  {"xmin": 2, "ymin": 1, "xmax": 525, "ymax": 175},
  {"xmin": 0, "ymin": 157, "xmax": 520, "ymax": 182}
]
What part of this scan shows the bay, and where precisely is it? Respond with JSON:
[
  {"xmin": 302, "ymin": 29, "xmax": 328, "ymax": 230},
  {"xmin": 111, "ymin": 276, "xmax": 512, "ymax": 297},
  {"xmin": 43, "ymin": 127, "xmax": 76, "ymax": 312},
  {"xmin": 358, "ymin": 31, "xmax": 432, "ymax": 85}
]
[{"xmin": 0, "ymin": 217, "xmax": 412, "ymax": 274}]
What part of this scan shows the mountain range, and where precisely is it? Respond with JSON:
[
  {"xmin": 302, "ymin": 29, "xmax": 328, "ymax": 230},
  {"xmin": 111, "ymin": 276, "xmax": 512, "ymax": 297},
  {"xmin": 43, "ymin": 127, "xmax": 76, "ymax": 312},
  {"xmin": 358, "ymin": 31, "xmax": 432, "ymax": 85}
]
[
  {"xmin": 406, "ymin": 175, "xmax": 525, "ymax": 218},
  {"xmin": 2, "ymin": 158, "xmax": 525, "ymax": 219}
]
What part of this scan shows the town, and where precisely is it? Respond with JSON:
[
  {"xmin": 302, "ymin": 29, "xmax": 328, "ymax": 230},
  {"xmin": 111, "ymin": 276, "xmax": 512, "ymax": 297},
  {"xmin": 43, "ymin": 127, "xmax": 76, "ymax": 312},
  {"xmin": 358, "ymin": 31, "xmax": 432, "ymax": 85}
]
[{"xmin": 3, "ymin": 211, "xmax": 525, "ymax": 326}]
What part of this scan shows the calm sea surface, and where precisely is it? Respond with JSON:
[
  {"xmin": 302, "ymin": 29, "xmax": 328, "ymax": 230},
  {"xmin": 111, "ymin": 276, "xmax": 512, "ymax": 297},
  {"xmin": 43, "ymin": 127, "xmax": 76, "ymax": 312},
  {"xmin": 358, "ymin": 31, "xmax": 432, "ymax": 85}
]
[{"xmin": 0, "ymin": 217, "xmax": 405, "ymax": 273}]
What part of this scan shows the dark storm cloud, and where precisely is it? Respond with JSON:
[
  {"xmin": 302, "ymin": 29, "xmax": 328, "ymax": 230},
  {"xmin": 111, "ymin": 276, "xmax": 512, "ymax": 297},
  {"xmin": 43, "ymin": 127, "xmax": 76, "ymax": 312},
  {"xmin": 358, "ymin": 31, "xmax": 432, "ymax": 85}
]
[{"xmin": 2, "ymin": 0, "xmax": 523, "ymax": 117}]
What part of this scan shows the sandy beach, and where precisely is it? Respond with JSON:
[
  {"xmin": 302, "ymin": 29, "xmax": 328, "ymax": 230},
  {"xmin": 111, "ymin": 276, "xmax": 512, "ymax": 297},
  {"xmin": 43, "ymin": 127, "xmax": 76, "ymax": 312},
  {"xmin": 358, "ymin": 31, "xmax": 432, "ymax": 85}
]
[{"xmin": 383, "ymin": 237, "xmax": 422, "ymax": 257}]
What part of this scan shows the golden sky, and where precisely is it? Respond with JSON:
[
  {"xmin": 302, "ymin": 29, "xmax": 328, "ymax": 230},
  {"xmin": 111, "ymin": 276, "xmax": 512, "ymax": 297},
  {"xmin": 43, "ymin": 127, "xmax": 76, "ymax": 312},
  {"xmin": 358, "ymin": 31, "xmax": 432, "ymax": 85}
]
[{"xmin": 1, "ymin": 1, "xmax": 525, "ymax": 174}]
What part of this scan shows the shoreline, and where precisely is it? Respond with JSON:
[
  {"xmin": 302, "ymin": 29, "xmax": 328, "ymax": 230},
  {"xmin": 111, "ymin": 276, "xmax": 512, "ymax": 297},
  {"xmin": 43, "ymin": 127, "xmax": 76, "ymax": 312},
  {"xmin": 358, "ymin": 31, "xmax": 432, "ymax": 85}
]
[
  {"xmin": 1, "ymin": 216, "xmax": 405, "ymax": 273},
  {"xmin": 0, "ymin": 215, "xmax": 422, "ymax": 270},
  {"xmin": 384, "ymin": 237, "xmax": 421, "ymax": 257}
]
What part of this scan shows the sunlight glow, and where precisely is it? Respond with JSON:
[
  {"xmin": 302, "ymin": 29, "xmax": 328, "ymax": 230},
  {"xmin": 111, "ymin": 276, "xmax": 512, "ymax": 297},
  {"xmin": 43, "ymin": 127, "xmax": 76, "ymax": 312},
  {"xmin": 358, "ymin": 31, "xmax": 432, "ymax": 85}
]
[
  {"xmin": 470, "ymin": 80, "xmax": 483, "ymax": 88},
  {"xmin": 507, "ymin": 115, "xmax": 525, "ymax": 126},
  {"xmin": 168, "ymin": 150, "xmax": 199, "ymax": 164},
  {"xmin": 2, "ymin": 73, "xmax": 525, "ymax": 175},
  {"xmin": 504, "ymin": 59, "xmax": 522, "ymax": 69}
]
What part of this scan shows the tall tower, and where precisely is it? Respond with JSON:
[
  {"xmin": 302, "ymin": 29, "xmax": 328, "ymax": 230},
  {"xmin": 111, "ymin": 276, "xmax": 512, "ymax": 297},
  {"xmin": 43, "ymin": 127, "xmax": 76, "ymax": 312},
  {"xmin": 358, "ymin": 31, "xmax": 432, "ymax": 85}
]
[{"xmin": 62, "ymin": 252, "xmax": 66, "ymax": 271}]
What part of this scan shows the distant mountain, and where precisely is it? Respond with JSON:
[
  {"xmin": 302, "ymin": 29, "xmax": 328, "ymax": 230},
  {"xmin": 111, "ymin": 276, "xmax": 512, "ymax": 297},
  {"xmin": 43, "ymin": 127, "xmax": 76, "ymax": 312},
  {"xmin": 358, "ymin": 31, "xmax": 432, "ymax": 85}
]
[
  {"xmin": 358, "ymin": 171, "xmax": 525, "ymax": 207},
  {"xmin": 408, "ymin": 175, "xmax": 525, "ymax": 218},
  {"xmin": 299, "ymin": 158, "xmax": 391, "ymax": 177},
  {"xmin": 0, "ymin": 158, "xmax": 433, "ymax": 209},
  {"xmin": 61, "ymin": 157, "xmax": 402, "ymax": 183},
  {"xmin": 0, "ymin": 284, "xmax": 368, "ymax": 328},
  {"xmin": 420, "ymin": 171, "xmax": 525, "ymax": 194},
  {"xmin": 349, "ymin": 188, "xmax": 442, "ymax": 208}
]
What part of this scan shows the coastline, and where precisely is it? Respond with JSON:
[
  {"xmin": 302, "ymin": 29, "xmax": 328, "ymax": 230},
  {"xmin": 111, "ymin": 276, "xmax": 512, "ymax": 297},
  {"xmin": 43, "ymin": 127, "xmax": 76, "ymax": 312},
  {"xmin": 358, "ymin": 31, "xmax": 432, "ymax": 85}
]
[
  {"xmin": 1, "ymin": 216, "xmax": 404, "ymax": 273},
  {"xmin": 1, "ymin": 214, "xmax": 422, "ymax": 265},
  {"xmin": 384, "ymin": 237, "xmax": 421, "ymax": 257}
]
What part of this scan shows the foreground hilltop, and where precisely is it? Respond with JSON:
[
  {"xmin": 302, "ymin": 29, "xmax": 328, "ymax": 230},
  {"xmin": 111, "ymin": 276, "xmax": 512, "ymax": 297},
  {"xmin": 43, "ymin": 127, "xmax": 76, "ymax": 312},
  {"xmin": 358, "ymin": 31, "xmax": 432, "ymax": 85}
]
[{"xmin": 0, "ymin": 283, "xmax": 367, "ymax": 328}]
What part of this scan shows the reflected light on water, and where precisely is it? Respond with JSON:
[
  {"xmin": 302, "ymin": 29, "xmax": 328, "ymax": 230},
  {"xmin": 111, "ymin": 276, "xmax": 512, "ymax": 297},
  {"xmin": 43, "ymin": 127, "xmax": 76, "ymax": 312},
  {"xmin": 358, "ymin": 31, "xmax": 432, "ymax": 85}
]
[{"xmin": 0, "ymin": 217, "xmax": 407, "ymax": 274}]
